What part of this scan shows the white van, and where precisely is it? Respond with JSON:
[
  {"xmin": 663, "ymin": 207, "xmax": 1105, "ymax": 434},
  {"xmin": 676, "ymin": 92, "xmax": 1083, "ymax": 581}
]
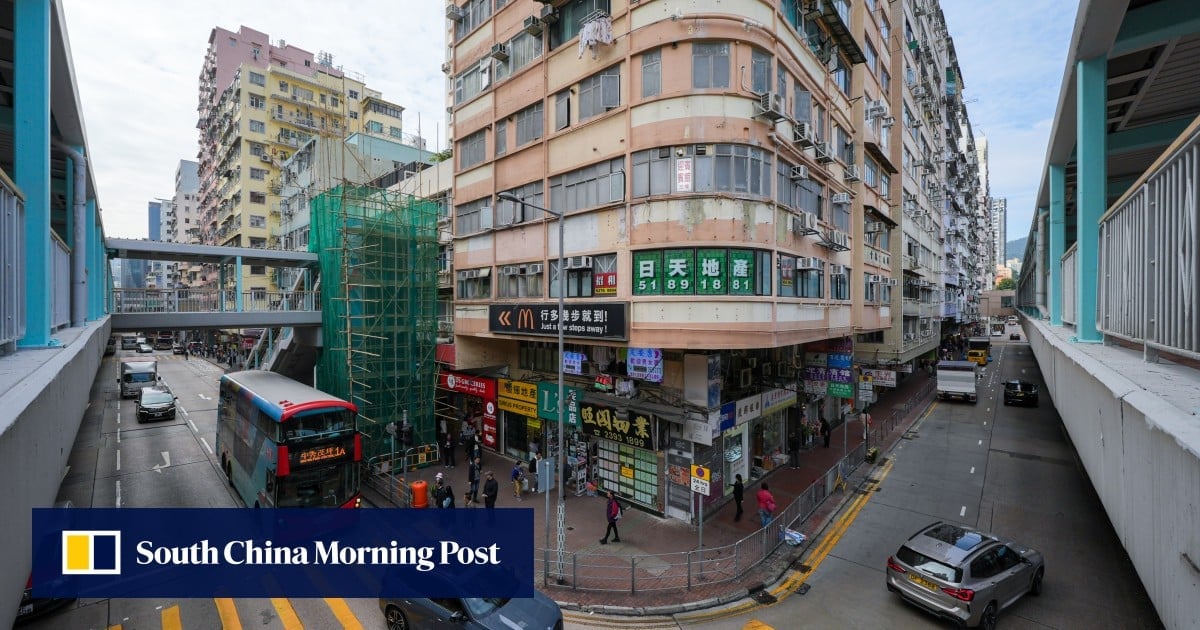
[{"xmin": 118, "ymin": 359, "xmax": 159, "ymax": 398}]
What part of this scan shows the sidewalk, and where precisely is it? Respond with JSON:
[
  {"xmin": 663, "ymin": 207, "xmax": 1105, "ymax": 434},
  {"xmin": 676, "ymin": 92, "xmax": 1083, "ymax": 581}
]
[{"xmin": 362, "ymin": 370, "xmax": 935, "ymax": 613}]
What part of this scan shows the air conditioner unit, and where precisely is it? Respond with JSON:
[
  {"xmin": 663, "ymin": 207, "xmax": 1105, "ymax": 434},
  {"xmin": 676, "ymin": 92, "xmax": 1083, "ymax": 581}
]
[
  {"xmin": 757, "ymin": 92, "xmax": 786, "ymax": 122},
  {"xmin": 793, "ymin": 122, "xmax": 815, "ymax": 147},
  {"xmin": 458, "ymin": 269, "xmax": 477, "ymax": 280},
  {"xmin": 830, "ymin": 230, "xmax": 849, "ymax": 248},
  {"xmin": 881, "ymin": 116, "xmax": 896, "ymax": 128},
  {"xmin": 500, "ymin": 265, "xmax": 521, "ymax": 276},
  {"xmin": 888, "ymin": 278, "xmax": 899, "ymax": 286},
  {"xmin": 566, "ymin": 255, "xmax": 593, "ymax": 270},
  {"xmin": 830, "ymin": 264, "xmax": 847, "ymax": 275},
  {"xmin": 522, "ymin": 15, "xmax": 544, "ymax": 36},
  {"xmin": 789, "ymin": 165, "xmax": 810, "ymax": 180},
  {"xmin": 844, "ymin": 165, "xmax": 862, "ymax": 183},
  {"xmin": 791, "ymin": 212, "xmax": 818, "ymax": 234},
  {"xmin": 539, "ymin": 4, "xmax": 559, "ymax": 23},
  {"xmin": 440, "ymin": 61, "xmax": 452, "ymax": 74},
  {"xmin": 795, "ymin": 256, "xmax": 820, "ymax": 270},
  {"xmin": 259, "ymin": 154, "xmax": 271, "ymax": 163},
  {"xmin": 912, "ymin": 86, "xmax": 928, "ymax": 98},
  {"xmin": 815, "ymin": 143, "xmax": 835, "ymax": 163},
  {"xmin": 805, "ymin": 0, "xmax": 825, "ymax": 19},
  {"xmin": 866, "ymin": 101, "xmax": 888, "ymax": 119},
  {"xmin": 865, "ymin": 221, "xmax": 885, "ymax": 233},
  {"xmin": 868, "ymin": 274, "xmax": 883, "ymax": 284},
  {"xmin": 446, "ymin": 4, "xmax": 465, "ymax": 21},
  {"xmin": 831, "ymin": 192, "xmax": 851, "ymax": 205},
  {"xmin": 489, "ymin": 44, "xmax": 509, "ymax": 62},
  {"xmin": 524, "ymin": 263, "xmax": 544, "ymax": 275},
  {"xmin": 739, "ymin": 368, "xmax": 753, "ymax": 388}
]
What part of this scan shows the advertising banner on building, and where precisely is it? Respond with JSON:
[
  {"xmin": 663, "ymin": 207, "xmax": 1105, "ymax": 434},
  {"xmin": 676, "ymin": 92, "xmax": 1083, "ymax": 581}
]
[
  {"xmin": 497, "ymin": 378, "xmax": 539, "ymax": 418},
  {"xmin": 761, "ymin": 387, "xmax": 797, "ymax": 416},
  {"xmin": 488, "ymin": 303, "xmax": 628, "ymax": 340},
  {"xmin": 625, "ymin": 347, "xmax": 664, "ymax": 383},
  {"xmin": 577, "ymin": 402, "xmax": 655, "ymax": 450},
  {"xmin": 535, "ymin": 382, "xmax": 581, "ymax": 426},
  {"xmin": 861, "ymin": 369, "xmax": 897, "ymax": 388},
  {"xmin": 735, "ymin": 394, "xmax": 762, "ymax": 425}
]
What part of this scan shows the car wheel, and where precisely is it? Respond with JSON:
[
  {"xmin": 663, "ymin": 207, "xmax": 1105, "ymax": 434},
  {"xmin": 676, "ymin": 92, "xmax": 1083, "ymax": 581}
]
[
  {"xmin": 384, "ymin": 605, "xmax": 409, "ymax": 630},
  {"xmin": 978, "ymin": 602, "xmax": 998, "ymax": 630},
  {"xmin": 1030, "ymin": 567, "xmax": 1044, "ymax": 595}
]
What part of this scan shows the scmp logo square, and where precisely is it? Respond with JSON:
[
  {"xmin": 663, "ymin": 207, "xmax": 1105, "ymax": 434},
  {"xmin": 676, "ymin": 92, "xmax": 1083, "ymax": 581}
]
[{"xmin": 62, "ymin": 531, "xmax": 121, "ymax": 575}]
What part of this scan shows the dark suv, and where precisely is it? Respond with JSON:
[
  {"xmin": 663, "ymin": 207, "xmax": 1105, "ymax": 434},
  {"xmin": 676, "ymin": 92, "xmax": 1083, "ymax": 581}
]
[
  {"xmin": 136, "ymin": 386, "xmax": 177, "ymax": 422},
  {"xmin": 1003, "ymin": 380, "xmax": 1039, "ymax": 406}
]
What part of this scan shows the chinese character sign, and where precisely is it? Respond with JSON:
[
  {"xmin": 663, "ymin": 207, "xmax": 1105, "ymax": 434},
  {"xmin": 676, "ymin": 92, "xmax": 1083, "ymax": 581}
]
[
  {"xmin": 578, "ymin": 402, "xmax": 655, "ymax": 450},
  {"xmin": 696, "ymin": 249, "xmax": 726, "ymax": 295},
  {"xmin": 563, "ymin": 352, "xmax": 585, "ymax": 376},
  {"xmin": 676, "ymin": 157, "xmax": 693, "ymax": 192},
  {"xmin": 633, "ymin": 250, "xmax": 662, "ymax": 295},
  {"xmin": 625, "ymin": 347, "xmax": 663, "ymax": 383},
  {"xmin": 593, "ymin": 271, "xmax": 617, "ymax": 295},
  {"xmin": 663, "ymin": 249, "xmax": 695, "ymax": 295},
  {"xmin": 728, "ymin": 249, "xmax": 756, "ymax": 295}
]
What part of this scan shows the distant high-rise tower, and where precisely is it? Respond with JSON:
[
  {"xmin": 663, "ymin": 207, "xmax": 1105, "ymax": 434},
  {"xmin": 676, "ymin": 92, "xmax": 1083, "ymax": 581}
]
[
  {"xmin": 167, "ymin": 160, "xmax": 200, "ymax": 287},
  {"xmin": 991, "ymin": 197, "xmax": 1007, "ymax": 270}
]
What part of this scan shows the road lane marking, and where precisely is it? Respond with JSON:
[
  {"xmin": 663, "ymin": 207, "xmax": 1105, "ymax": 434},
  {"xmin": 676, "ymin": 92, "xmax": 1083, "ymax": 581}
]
[
  {"xmin": 107, "ymin": 625, "xmax": 122, "ymax": 630},
  {"xmin": 152, "ymin": 451, "xmax": 171, "ymax": 473},
  {"xmin": 161, "ymin": 604, "xmax": 182, "ymax": 630},
  {"xmin": 200, "ymin": 437, "xmax": 215, "ymax": 455},
  {"xmin": 214, "ymin": 598, "xmax": 242, "ymax": 629},
  {"xmin": 743, "ymin": 621, "xmax": 774, "ymax": 630},
  {"xmin": 323, "ymin": 598, "xmax": 364, "ymax": 629},
  {"xmin": 117, "ymin": 427, "xmax": 121, "ymax": 443},
  {"xmin": 115, "ymin": 481, "xmax": 121, "ymax": 508},
  {"xmin": 116, "ymin": 450, "xmax": 121, "ymax": 471},
  {"xmin": 970, "ymin": 467, "xmax": 975, "ymax": 474},
  {"xmin": 978, "ymin": 440, "xmax": 982, "ymax": 446},
  {"xmin": 187, "ymin": 418, "xmax": 198, "ymax": 432},
  {"xmin": 960, "ymin": 506, "xmax": 967, "ymax": 517},
  {"xmin": 62, "ymin": 465, "xmax": 70, "ymax": 481},
  {"xmin": 179, "ymin": 404, "xmax": 190, "ymax": 418},
  {"xmin": 271, "ymin": 598, "xmax": 303, "ymax": 630}
]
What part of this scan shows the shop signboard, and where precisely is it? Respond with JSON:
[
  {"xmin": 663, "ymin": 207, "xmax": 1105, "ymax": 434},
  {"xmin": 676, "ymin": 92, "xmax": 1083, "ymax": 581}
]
[
  {"xmin": 535, "ymin": 382, "xmax": 581, "ymax": 426},
  {"xmin": 439, "ymin": 371, "xmax": 498, "ymax": 447},
  {"xmin": 562, "ymin": 351, "xmax": 585, "ymax": 376},
  {"xmin": 803, "ymin": 365, "xmax": 828, "ymax": 395},
  {"xmin": 663, "ymin": 249, "xmax": 696, "ymax": 295},
  {"xmin": 594, "ymin": 272, "xmax": 617, "ymax": 295},
  {"xmin": 805, "ymin": 352, "xmax": 828, "ymax": 366},
  {"xmin": 717, "ymin": 401, "xmax": 736, "ymax": 433},
  {"xmin": 684, "ymin": 411, "xmax": 711, "ymax": 446},
  {"xmin": 696, "ymin": 249, "xmax": 727, "ymax": 295},
  {"xmin": 497, "ymin": 377, "xmax": 538, "ymax": 419},
  {"xmin": 827, "ymin": 381, "xmax": 854, "ymax": 398},
  {"xmin": 735, "ymin": 394, "xmax": 761, "ymax": 425},
  {"xmin": 488, "ymin": 303, "xmax": 628, "ymax": 341},
  {"xmin": 577, "ymin": 402, "xmax": 656, "ymax": 450},
  {"xmin": 828, "ymin": 352, "xmax": 853, "ymax": 369},
  {"xmin": 761, "ymin": 387, "xmax": 796, "ymax": 416},
  {"xmin": 707, "ymin": 355, "xmax": 722, "ymax": 408},
  {"xmin": 626, "ymin": 347, "xmax": 664, "ymax": 383},
  {"xmin": 861, "ymin": 369, "xmax": 897, "ymax": 388},
  {"xmin": 676, "ymin": 157, "xmax": 694, "ymax": 192}
]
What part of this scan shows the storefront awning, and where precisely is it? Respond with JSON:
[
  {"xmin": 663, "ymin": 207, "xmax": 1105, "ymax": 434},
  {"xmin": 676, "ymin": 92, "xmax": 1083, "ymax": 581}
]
[{"xmin": 579, "ymin": 390, "xmax": 686, "ymax": 424}]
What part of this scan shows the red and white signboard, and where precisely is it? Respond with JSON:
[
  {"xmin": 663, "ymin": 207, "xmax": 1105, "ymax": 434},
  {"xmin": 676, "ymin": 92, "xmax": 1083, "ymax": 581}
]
[{"xmin": 439, "ymin": 371, "xmax": 498, "ymax": 448}]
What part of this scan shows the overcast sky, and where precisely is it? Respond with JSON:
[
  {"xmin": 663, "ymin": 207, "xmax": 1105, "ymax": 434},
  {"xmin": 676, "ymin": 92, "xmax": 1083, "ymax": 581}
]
[{"xmin": 64, "ymin": 1, "xmax": 1075, "ymax": 243}]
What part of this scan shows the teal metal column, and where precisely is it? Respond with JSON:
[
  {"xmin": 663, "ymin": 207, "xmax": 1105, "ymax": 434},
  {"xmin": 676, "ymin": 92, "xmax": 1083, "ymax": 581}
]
[
  {"xmin": 235, "ymin": 256, "xmax": 244, "ymax": 311},
  {"xmin": 1075, "ymin": 56, "xmax": 1106, "ymax": 343},
  {"xmin": 85, "ymin": 198, "xmax": 98, "ymax": 320},
  {"xmin": 1048, "ymin": 164, "xmax": 1066, "ymax": 325},
  {"xmin": 14, "ymin": 0, "xmax": 52, "ymax": 347}
]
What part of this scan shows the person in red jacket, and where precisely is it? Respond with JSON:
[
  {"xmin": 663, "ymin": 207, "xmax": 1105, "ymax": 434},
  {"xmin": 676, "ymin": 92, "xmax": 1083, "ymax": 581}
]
[
  {"xmin": 756, "ymin": 482, "xmax": 776, "ymax": 527},
  {"xmin": 599, "ymin": 490, "xmax": 622, "ymax": 544}
]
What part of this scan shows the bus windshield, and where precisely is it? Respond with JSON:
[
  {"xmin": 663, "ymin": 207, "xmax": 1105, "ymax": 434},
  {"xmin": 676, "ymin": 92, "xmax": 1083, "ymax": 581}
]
[
  {"xmin": 276, "ymin": 463, "xmax": 359, "ymax": 507},
  {"xmin": 283, "ymin": 409, "xmax": 355, "ymax": 442}
]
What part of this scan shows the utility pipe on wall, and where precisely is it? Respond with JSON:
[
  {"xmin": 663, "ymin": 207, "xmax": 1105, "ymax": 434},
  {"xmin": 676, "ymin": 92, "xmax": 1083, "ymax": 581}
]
[{"xmin": 52, "ymin": 139, "xmax": 87, "ymax": 327}]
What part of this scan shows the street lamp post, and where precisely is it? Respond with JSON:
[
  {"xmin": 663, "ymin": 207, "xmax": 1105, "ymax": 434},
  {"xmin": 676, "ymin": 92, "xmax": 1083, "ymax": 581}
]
[{"xmin": 497, "ymin": 192, "xmax": 567, "ymax": 584}]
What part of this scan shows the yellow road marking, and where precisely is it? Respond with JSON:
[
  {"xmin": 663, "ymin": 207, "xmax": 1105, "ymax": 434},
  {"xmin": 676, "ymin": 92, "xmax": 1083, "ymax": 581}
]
[
  {"xmin": 323, "ymin": 598, "xmax": 363, "ymax": 630},
  {"xmin": 271, "ymin": 598, "xmax": 303, "ymax": 630},
  {"xmin": 107, "ymin": 625, "xmax": 122, "ymax": 630},
  {"xmin": 743, "ymin": 620, "xmax": 774, "ymax": 630},
  {"xmin": 214, "ymin": 598, "xmax": 243, "ymax": 630},
  {"xmin": 161, "ymin": 605, "xmax": 182, "ymax": 630}
]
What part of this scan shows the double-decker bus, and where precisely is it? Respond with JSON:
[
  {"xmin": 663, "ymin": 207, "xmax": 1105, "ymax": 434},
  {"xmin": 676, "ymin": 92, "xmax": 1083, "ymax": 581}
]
[{"xmin": 216, "ymin": 371, "xmax": 362, "ymax": 508}]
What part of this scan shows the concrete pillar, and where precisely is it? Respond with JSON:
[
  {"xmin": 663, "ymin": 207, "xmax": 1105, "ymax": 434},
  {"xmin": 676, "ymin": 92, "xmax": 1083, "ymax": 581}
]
[
  {"xmin": 14, "ymin": 0, "xmax": 52, "ymax": 347},
  {"xmin": 1048, "ymin": 163, "xmax": 1066, "ymax": 325},
  {"xmin": 235, "ymin": 255, "xmax": 243, "ymax": 311},
  {"xmin": 1075, "ymin": 56, "xmax": 1107, "ymax": 342}
]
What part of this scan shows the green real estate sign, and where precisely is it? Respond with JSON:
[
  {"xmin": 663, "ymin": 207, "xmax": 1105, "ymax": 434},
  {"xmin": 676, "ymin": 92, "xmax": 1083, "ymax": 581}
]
[
  {"xmin": 536, "ymin": 382, "xmax": 581, "ymax": 426},
  {"xmin": 633, "ymin": 248, "xmax": 757, "ymax": 296}
]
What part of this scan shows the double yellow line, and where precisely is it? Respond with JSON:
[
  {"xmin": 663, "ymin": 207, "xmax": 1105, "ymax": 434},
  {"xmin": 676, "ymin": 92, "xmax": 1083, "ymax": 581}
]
[{"xmin": 800, "ymin": 457, "xmax": 895, "ymax": 578}]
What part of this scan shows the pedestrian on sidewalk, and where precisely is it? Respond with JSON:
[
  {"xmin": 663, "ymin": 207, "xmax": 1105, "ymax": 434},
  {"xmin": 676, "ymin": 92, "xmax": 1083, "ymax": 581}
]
[
  {"xmin": 468, "ymin": 457, "xmax": 482, "ymax": 504},
  {"xmin": 482, "ymin": 471, "xmax": 498, "ymax": 509},
  {"xmin": 442, "ymin": 433, "xmax": 456, "ymax": 468},
  {"xmin": 471, "ymin": 434, "xmax": 483, "ymax": 467},
  {"xmin": 788, "ymin": 432, "xmax": 800, "ymax": 469},
  {"xmin": 183, "ymin": 347, "xmax": 189, "ymax": 360},
  {"xmin": 529, "ymin": 452, "xmax": 541, "ymax": 494},
  {"xmin": 599, "ymin": 490, "xmax": 621, "ymax": 544},
  {"xmin": 731, "ymin": 474, "xmax": 745, "ymax": 522},
  {"xmin": 820, "ymin": 417, "xmax": 832, "ymax": 448},
  {"xmin": 756, "ymin": 483, "xmax": 776, "ymax": 527},
  {"xmin": 511, "ymin": 462, "xmax": 524, "ymax": 500}
]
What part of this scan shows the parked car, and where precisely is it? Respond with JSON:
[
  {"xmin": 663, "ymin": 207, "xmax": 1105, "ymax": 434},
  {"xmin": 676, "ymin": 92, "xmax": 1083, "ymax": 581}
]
[
  {"xmin": 379, "ymin": 592, "xmax": 563, "ymax": 630},
  {"xmin": 1003, "ymin": 380, "xmax": 1039, "ymax": 406},
  {"xmin": 136, "ymin": 387, "xmax": 177, "ymax": 423},
  {"xmin": 1009, "ymin": 332, "xmax": 1021, "ymax": 340},
  {"xmin": 886, "ymin": 521, "xmax": 1044, "ymax": 629},
  {"xmin": 104, "ymin": 337, "xmax": 116, "ymax": 356},
  {"xmin": 1007, "ymin": 316, "xmax": 1018, "ymax": 325},
  {"xmin": 137, "ymin": 343, "xmax": 154, "ymax": 354},
  {"xmin": 172, "ymin": 343, "xmax": 186, "ymax": 355}
]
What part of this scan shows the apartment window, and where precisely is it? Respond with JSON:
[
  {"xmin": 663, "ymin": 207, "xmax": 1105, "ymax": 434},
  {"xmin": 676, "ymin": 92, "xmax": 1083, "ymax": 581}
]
[
  {"xmin": 692, "ymin": 43, "xmax": 730, "ymax": 89},
  {"xmin": 389, "ymin": 126, "xmax": 403, "ymax": 138},
  {"xmin": 778, "ymin": 255, "xmax": 796, "ymax": 298},
  {"xmin": 248, "ymin": 71, "xmax": 266, "ymax": 86},
  {"xmin": 495, "ymin": 120, "xmax": 507, "ymax": 156},
  {"xmin": 249, "ymin": 192, "xmax": 266, "ymax": 204},
  {"xmin": 800, "ymin": 261, "xmax": 824, "ymax": 298},
  {"xmin": 881, "ymin": 68, "xmax": 891, "ymax": 93},
  {"xmin": 454, "ymin": 0, "xmax": 494, "ymax": 40},
  {"xmin": 291, "ymin": 87, "xmax": 313, "ymax": 102},
  {"xmin": 833, "ymin": 53, "xmax": 851, "ymax": 94},
  {"xmin": 777, "ymin": 67, "xmax": 788, "ymax": 112},
  {"xmin": 250, "ymin": 266, "xmax": 265, "ymax": 275},
  {"xmin": 858, "ymin": 331, "xmax": 884, "ymax": 343},
  {"xmin": 369, "ymin": 101, "xmax": 403, "ymax": 118},
  {"xmin": 515, "ymin": 102, "xmax": 544, "ymax": 145},
  {"xmin": 249, "ymin": 120, "xmax": 265, "ymax": 133},
  {"xmin": 279, "ymin": 80, "xmax": 289, "ymax": 92},
  {"xmin": 366, "ymin": 120, "xmax": 384, "ymax": 134},
  {"xmin": 751, "ymin": 48, "xmax": 771, "ymax": 93},
  {"xmin": 497, "ymin": 264, "xmax": 543, "ymax": 298},
  {"xmin": 579, "ymin": 65, "xmax": 621, "ymax": 120},
  {"xmin": 864, "ymin": 157, "xmax": 880, "ymax": 188},
  {"xmin": 793, "ymin": 86, "xmax": 812, "ymax": 123},
  {"xmin": 249, "ymin": 168, "xmax": 267, "ymax": 180},
  {"xmin": 549, "ymin": 253, "xmax": 616, "ymax": 298},
  {"xmin": 831, "ymin": 267, "xmax": 850, "ymax": 300},
  {"xmin": 249, "ymin": 215, "xmax": 266, "ymax": 228},
  {"xmin": 554, "ymin": 90, "xmax": 571, "ymax": 130},
  {"xmin": 350, "ymin": 111, "xmax": 359, "ymax": 119},
  {"xmin": 457, "ymin": 268, "xmax": 492, "ymax": 299},
  {"xmin": 495, "ymin": 31, "xmax": 543, "ymax": 81},
  {"xmin": 641, "ymin": 48, "xmax": 661, "ymax": 98},
  {"xmin": 548, "ymin": 0, "xmax": 611, "ymax": 49},
  {"xmin": 496, "ymin": 181, "xmax": 545, "ymax": 225},
  {"xmin": 549, "ymin": 157, "xmax": 625, "ymax": 214},
  {"xmin": 248, "ymin": 94, "xmax": 265, "ymax": 109},
  {"xmin": 455, "ymin": 198, "xmax": 492, "ymax": 235},
  {"xmin": 632, "ymin": 144, "xmax": 771, "ymax": 198},
  {"xmin": 458, "ymin": 130, "xmax": 486, "ymax": 169},
  {"xmin": 348, "ymin": 89, "xmax": 359, "ymax": 99},
  {"xmin": 781, "ymin": 0, "xmax": 802, "ymax": 30},
  {"xmin": 831, "ymin": 194, "xmax": 850, "ymax": 231},
  {"xmin": 864, "ymin": 40, "xmax": 878, "ymax": 75},
  {"xmin": 866, "ymin": 221, "xmax": 890, "ymax": 250}
]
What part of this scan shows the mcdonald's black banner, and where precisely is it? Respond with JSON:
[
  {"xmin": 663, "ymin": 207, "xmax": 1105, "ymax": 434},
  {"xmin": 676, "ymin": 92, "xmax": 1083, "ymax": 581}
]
[{"xmin": 488, "ymin": 303, "xmax": 628, "ymax": 340}]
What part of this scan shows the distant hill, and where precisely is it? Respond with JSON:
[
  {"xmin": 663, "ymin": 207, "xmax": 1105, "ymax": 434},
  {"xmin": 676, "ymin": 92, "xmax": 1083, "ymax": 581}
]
[{"xmin": 1005, "ymin": 237, "xmax": 1027, "ymax": 260}]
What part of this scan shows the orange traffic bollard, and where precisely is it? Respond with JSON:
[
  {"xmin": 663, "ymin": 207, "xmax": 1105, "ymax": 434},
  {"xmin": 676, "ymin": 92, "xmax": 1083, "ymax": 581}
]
[{"xmin": 410, "ymin": 480, "xmax": 429, "ymax": 508}]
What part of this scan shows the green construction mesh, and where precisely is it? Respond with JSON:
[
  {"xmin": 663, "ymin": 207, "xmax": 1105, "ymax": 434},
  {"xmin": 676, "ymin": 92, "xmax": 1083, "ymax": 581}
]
[{"xmin": 310, "ymin": 185, "xmax": 440, "ymax": 460}]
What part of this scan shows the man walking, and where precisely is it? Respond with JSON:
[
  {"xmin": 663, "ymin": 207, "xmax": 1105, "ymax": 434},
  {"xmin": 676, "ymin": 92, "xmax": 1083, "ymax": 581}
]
[
  {"xmin": 443, "ymin": 432, "xmax": 456, "ymax": 468},
  {"xmin": 528, "ymin": 452, "xmax": 540, "ymax": 494},
  {"xmin": 820, "ymin": 417, "xmax": 832, "ymax": 448},
  {"xmin": 599, "ymin": 490, "xmax": 621, "ymax": 544},
  {"xmin": 482, "ymin": 471, "xmax": 499, "ymax": 509},
  {"xmin": 468, "ymin": 457, "xmax": 482, "ymax": 504},
  {"xmin": 511, "ymin": 461, "xmax": 524, "ymax": 500},
  {"xmin": 731, "ymin": 473, "xmax": 745, "ymax": 522},
  {"xmin": 788, "ymin": 431, "xmax": 800, "ymax": 469}
]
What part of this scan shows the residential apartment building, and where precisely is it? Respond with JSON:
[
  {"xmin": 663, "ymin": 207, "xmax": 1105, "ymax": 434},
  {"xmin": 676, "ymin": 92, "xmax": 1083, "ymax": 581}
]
[
  {"xmin": 991, "ymin": 196, "xmax": 1007, "ymax": 271},
  {"xmin": 393, "ymin": 159, "xmax": 455, "ymax": 349},
  {"xmin": 146, "ymin": 199, "xmax": 168, "ymax": 289},
  {"xmin": 440, "ymin": 0, "xmax": 994, "ymax": 521},
  {"xmin": 166, "ymin": 160, "xmax": 200, "ymax": 287},
  {"xmin": 195, "ymin": 25, "xmax": 405, "ymax": 292}
]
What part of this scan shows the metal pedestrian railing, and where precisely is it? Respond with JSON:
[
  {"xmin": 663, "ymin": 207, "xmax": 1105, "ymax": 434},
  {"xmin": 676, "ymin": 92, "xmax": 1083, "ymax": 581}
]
[
  {"xmin": 51, "ymin": 232, "xmax": 70, "ymax": 330},
  {"xmin": 866, "ymin": 378, "xmax": 936, "ymax": 448},
  {"xmin": 111, "ymin": 288, "xmax": 318, "ymax": 314},
  {"xmin": 0, "ymin": 168, "xmax": 25, "ymax": 354}
]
